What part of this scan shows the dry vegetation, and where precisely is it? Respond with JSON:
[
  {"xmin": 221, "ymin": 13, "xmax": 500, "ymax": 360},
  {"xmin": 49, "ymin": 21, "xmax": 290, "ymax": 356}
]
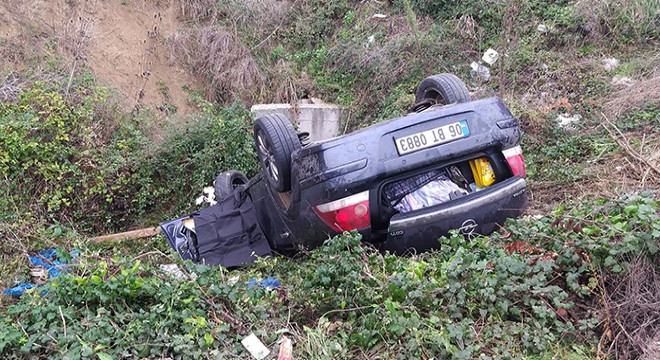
[{"xmin": 166, "ymin": 25, "xmax": 264, "ymax": 104}]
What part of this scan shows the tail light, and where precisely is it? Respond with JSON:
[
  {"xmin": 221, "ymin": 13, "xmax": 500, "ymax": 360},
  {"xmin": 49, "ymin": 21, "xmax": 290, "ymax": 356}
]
[
  {"xmin": 314, "ymin": 191, "xmax": 370, "ymax": 232},
  {"xmin": 469, "ymin": 157, "xmax": 496, "ymax": 188},
  {"xmin": 502, "ymin": 145, "xmax": 526, "ymax": 177}
]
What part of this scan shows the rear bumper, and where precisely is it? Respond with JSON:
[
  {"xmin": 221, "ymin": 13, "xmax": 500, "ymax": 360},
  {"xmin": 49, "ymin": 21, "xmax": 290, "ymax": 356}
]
[{"xmin": 377, "ymin": 177, "xmax": 527, "ymax": 254}]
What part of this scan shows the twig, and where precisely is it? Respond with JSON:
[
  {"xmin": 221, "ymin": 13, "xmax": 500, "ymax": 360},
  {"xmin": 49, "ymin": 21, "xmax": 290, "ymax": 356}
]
[
  {"xmin": 320, "ymin": 305, "xmax": 374, "ymax": 320},
  {"xmin": 601, "ymin": 113, "xmax": 660, "ymax": 176},
  {"xmin": 59, "ymin": 306, "xmax": 67, "ymax": 338}
]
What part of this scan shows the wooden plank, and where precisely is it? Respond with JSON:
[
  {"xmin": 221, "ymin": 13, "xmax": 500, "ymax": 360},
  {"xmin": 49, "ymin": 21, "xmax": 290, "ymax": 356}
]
[{"xmin": 88, "ymin": 227, "xmax": 161, "ymax": 243}]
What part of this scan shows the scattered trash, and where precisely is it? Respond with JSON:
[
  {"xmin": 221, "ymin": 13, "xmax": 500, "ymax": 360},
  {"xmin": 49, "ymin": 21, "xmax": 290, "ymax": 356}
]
[
  {"xmin": 602, "ymin": 58, "xmax": 620, "ymax": 71},
  {"xmin": 482, "ymin": 48, "xmax": 499, "ymax": 65},
  {"xmin": 367, "ymin": 35, "xmax": 375, "ymax": 47},
  {"xmin": 541, "ymin": 63, "xmax": 549, "ymax": 72},
  {"xmin": 3, "ymin": 248, "xmax": 79, "ymax": 297},
  {"xmin": 556, "ymin": 113, "xmax": 582, "ymax": 129},
  {"xmin": 248, "ymin": 277, "xmax": 281, "ymax": 290},
  {"xmin": 3, "ymin": 283, "xmax": 36, "ymax": 297},
  {"xmin": 611, "ymin": 75, "xmax": 635, "ymax": 87},
  {"xmin": 277, "ymin": 336, "xmax": 293, "ymax": 360},
  {"xmin": 159, "ymin": 264, "xmax": 189, "ymax": 280},
  {"xmin": 195, "ymin": 186, "xmax": 217, "ymax": 206},
  {"xmin": 389, "ymin": 176, "xmax": 468, "ymax": 213},
  {"xmin": 241, "ymin": 333, "xmax": 271, "ymax": 360},
  {"xmin": 470, "ymin": 61, "xmax": 491, "ymax": 82},
  {"xmin": 372, "ymin": 14, "xmax": 387, "ymax": 19},
  {"xmin": 537, "ymin": 24, "xmax": 549, "ymax": 33}
]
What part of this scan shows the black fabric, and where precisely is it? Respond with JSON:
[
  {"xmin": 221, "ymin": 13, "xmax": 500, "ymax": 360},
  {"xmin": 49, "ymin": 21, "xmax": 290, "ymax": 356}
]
[{"xmin": 193, "ymin": 186, "xmax": 271, "ymax": 267}]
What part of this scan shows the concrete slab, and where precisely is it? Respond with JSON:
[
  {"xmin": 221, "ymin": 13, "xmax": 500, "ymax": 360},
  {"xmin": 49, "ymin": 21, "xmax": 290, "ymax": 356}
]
[{"xmin": 251, "ymin": 102, "xmax": 344, "ymax": 142}]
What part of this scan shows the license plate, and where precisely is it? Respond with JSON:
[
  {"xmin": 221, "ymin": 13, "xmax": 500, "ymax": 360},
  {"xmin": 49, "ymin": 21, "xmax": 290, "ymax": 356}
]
[{"xmin": 395, "ymin": 120, "xmax": 470, "ymax": 155}]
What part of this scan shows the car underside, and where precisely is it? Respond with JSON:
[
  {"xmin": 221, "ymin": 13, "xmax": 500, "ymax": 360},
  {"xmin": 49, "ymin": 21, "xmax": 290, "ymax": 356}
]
[{"xmin": 161, "ymin": 73, "xmax": 529, "ymax": 266}]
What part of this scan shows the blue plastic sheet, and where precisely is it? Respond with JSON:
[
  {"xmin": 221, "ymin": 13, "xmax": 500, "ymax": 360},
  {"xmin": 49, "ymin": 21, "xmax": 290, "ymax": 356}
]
[
  {"xmin": 247, "ymin": 277, "xmax": 281, "ymax": 289},
  {"xmin": 3, "ymin": 248, "xmax": 79, "ymax": 297}
]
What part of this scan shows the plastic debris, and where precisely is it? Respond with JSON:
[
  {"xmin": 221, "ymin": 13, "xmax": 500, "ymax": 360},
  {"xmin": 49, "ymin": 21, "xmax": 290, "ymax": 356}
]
[
  {"xmin": 470, "ymin": 61, "xmax": 491, "ymax": 82},
  {"xmin": 372, "ymin": 14, "xmax": 387, "ymax": 19},
  {"xmin": 537, "ymin": 24, "xmax": 549, "ymax": 33},
  {"xmin": 391, "ymin": 176, "xmax": 468, "ymax": 213},
  {"xmin": 248, "ymin": 277, "xmax": 281, "ymax": 290},
  {"xmin": 277, "ymin": 336, "xmax": 293, "ymax": 360},
  {"xmin": 611, "ymin": 75, "xmax": 635, "ymax": 87},
  {"xmin": 159, "ymin": 264, "xmax": 189, "ymax": 280},
  {"xmin": 3, "ymin": 283, "xmax": 36, "ymax": 297},
  {"xmin": 196, "ymin": 186, "xmax": 217, "ymax": 206},
  {"xmin": 482, "ymin": 48, "xmax": 499, "ymax": 65},
  {"xmin": 602, "ymin": 58, "xmax": 620, "ymax": 71},
  {"xmin": 241, "ymin": 333, "xmax": 271, "ymax": 360},
  {"xmin": 3, "ymin": 248, "xmax": 79, "ymax": 297},
  {"xmin": 556, "ymin": 113, "xmax": 582, "ymax": 129},
  {"xmin": 367, "ymin": 35, "xmax": 375, "ymax": 47}
]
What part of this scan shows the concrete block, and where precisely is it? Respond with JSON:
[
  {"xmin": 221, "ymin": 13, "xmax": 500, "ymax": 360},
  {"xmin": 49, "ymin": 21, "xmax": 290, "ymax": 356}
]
[{"xmin": 251, "ymin": 102, "xmax": 344, "ymax": 142}]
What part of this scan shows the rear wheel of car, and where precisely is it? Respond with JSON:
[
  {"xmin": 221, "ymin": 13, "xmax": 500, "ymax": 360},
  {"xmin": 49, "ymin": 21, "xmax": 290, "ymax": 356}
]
[
  {"xmin": 254, "ymin": 113, "xmax": 301, "ymax": 192},
  {"xmin": 414, "ymin": 73, "xmax": 471, "ymax": 106},
  {"xmin": 214, "ymin": 170, "xmax": 249, "ymax": 201}
]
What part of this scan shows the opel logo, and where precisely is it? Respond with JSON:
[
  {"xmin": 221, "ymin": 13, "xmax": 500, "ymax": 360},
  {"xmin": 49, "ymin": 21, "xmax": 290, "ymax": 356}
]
[{"xmin": 459, "ymin": 219, "xmax": 478, "ymax": 237}]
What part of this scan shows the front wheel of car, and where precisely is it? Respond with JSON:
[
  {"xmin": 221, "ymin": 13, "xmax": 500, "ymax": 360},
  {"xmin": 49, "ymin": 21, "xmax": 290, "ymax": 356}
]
[
  {"xmin": 414, "ymin": 73, "xmax": 471, "ymax": 106},
  {"xmin": 254, "ymin": 113, "xmax": 301, "ymax": 192},
  {"xmin": 214, "ymin": 170, "xmax": 249, "ymax": 201}
]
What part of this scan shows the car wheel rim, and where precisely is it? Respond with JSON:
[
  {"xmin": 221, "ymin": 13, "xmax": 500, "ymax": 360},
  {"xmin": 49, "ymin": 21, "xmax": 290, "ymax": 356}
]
[{"xmin": 257, "ymin": 131, "xmax": 280, "ymax": 183}]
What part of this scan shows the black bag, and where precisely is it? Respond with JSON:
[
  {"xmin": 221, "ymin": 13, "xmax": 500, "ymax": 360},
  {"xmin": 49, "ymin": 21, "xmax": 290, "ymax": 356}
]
[{"xmin": 192, "ymin": 187, "xmax": 272, "ymax": 267}]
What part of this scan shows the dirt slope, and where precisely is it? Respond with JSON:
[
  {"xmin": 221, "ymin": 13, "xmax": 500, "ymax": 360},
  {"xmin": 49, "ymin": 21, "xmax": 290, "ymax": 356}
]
[{"xmin": 0, "ymin": 0, "xmax": 198, "ymax": 114}]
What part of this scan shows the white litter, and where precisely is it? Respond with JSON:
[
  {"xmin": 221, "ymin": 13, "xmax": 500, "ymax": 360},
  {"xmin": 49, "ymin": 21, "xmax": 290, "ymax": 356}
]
[
  {"xmin": 611, "ymin": 75, "xmax": 635, "ymax": 87},
  {"xmin": 537, "ymin": 24, "xmax": 549, "ymax": 33},
  {"xmin": 196, "ymin": 186, "xmax": 217, "ymax": 206},
  {"xmin": 470, "ymin": 61, "xmax": 491, "ymax": 82},
  {"xmin": 372, "ymin": 14, "xmax": 387, "ymax": 19},
  {"xmin": 602, "ymin": 58, "xmax": 620, "ymax": 71},
  {"xmin": 159, "ymin": 264, "xmax": 189, "ymax": 280},
  {"xmin": 556, "ymin": 113, "xmax": 582, "ymax": 129},
  {"xmin": 482, "ymin": 48, "xmax": 499, "ymax": 65},
  {"xmin": 241, "ymin": 333, "xmax": 270, "ymax": 360}
]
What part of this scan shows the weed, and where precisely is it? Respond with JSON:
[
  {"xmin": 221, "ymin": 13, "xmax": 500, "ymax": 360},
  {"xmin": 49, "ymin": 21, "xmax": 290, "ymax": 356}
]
[{"xmin": 2, "ymin": 194, "xmax": 656, "ymax": 358}]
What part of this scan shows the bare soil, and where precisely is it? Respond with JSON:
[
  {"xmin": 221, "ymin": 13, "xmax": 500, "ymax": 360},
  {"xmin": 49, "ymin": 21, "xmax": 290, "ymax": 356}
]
[{"xmin": 0, "ymin": 0, "xmax": 200, "ymax": 115}]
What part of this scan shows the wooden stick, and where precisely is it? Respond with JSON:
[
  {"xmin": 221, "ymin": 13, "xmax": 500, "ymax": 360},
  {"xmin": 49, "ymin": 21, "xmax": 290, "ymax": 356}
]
[{"xmin": 88, "ymin": 227, "xmax": 161, "ymax": 243}]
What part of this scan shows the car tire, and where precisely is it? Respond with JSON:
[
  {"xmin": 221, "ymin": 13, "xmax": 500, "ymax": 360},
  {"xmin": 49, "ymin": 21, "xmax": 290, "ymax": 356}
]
[
  {"xmin": 213, "ymin": 170, "xmax": 249, "ymax": 201},
  {"xmin": 254, "ymin": 113, "xmax": 301, "ymax": 192},
  {"xmin": 414, "ymin": 73, "xmax": 471, "ymax": 106}
]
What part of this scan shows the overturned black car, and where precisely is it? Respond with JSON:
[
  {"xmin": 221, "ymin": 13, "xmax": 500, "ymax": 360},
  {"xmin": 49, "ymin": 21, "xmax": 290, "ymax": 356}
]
[{"xmin": 160, "ymin": 74, "xmax": 528, "ymax": 267}]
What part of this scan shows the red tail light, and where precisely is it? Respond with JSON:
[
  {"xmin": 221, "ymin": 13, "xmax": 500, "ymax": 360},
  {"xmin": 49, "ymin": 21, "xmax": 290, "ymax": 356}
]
[
  {"xmin": 502, "ymin": 145, "xmax": 526, "ymax": 177},
  {"xmin": 314, "ymin": 191, "xmax": 370, "ymax": 232}
]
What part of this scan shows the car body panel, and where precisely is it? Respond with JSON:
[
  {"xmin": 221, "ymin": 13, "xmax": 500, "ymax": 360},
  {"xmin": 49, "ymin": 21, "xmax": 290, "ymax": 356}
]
[{"xmin": 161, "ymin": 96, "xmax": 529, "ymax": 261}]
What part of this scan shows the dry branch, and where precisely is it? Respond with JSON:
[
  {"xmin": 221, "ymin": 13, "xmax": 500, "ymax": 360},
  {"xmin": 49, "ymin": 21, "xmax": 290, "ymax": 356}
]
[{"xmin": 601, "ymin": 113, "xmax": 660, "ymax": 177}]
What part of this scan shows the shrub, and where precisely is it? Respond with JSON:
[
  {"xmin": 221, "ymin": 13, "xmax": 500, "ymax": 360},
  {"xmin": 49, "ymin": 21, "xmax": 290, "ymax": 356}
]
[{"xmin": 133, "ymin": 102, "xmax": 259, "ymax": 218}]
